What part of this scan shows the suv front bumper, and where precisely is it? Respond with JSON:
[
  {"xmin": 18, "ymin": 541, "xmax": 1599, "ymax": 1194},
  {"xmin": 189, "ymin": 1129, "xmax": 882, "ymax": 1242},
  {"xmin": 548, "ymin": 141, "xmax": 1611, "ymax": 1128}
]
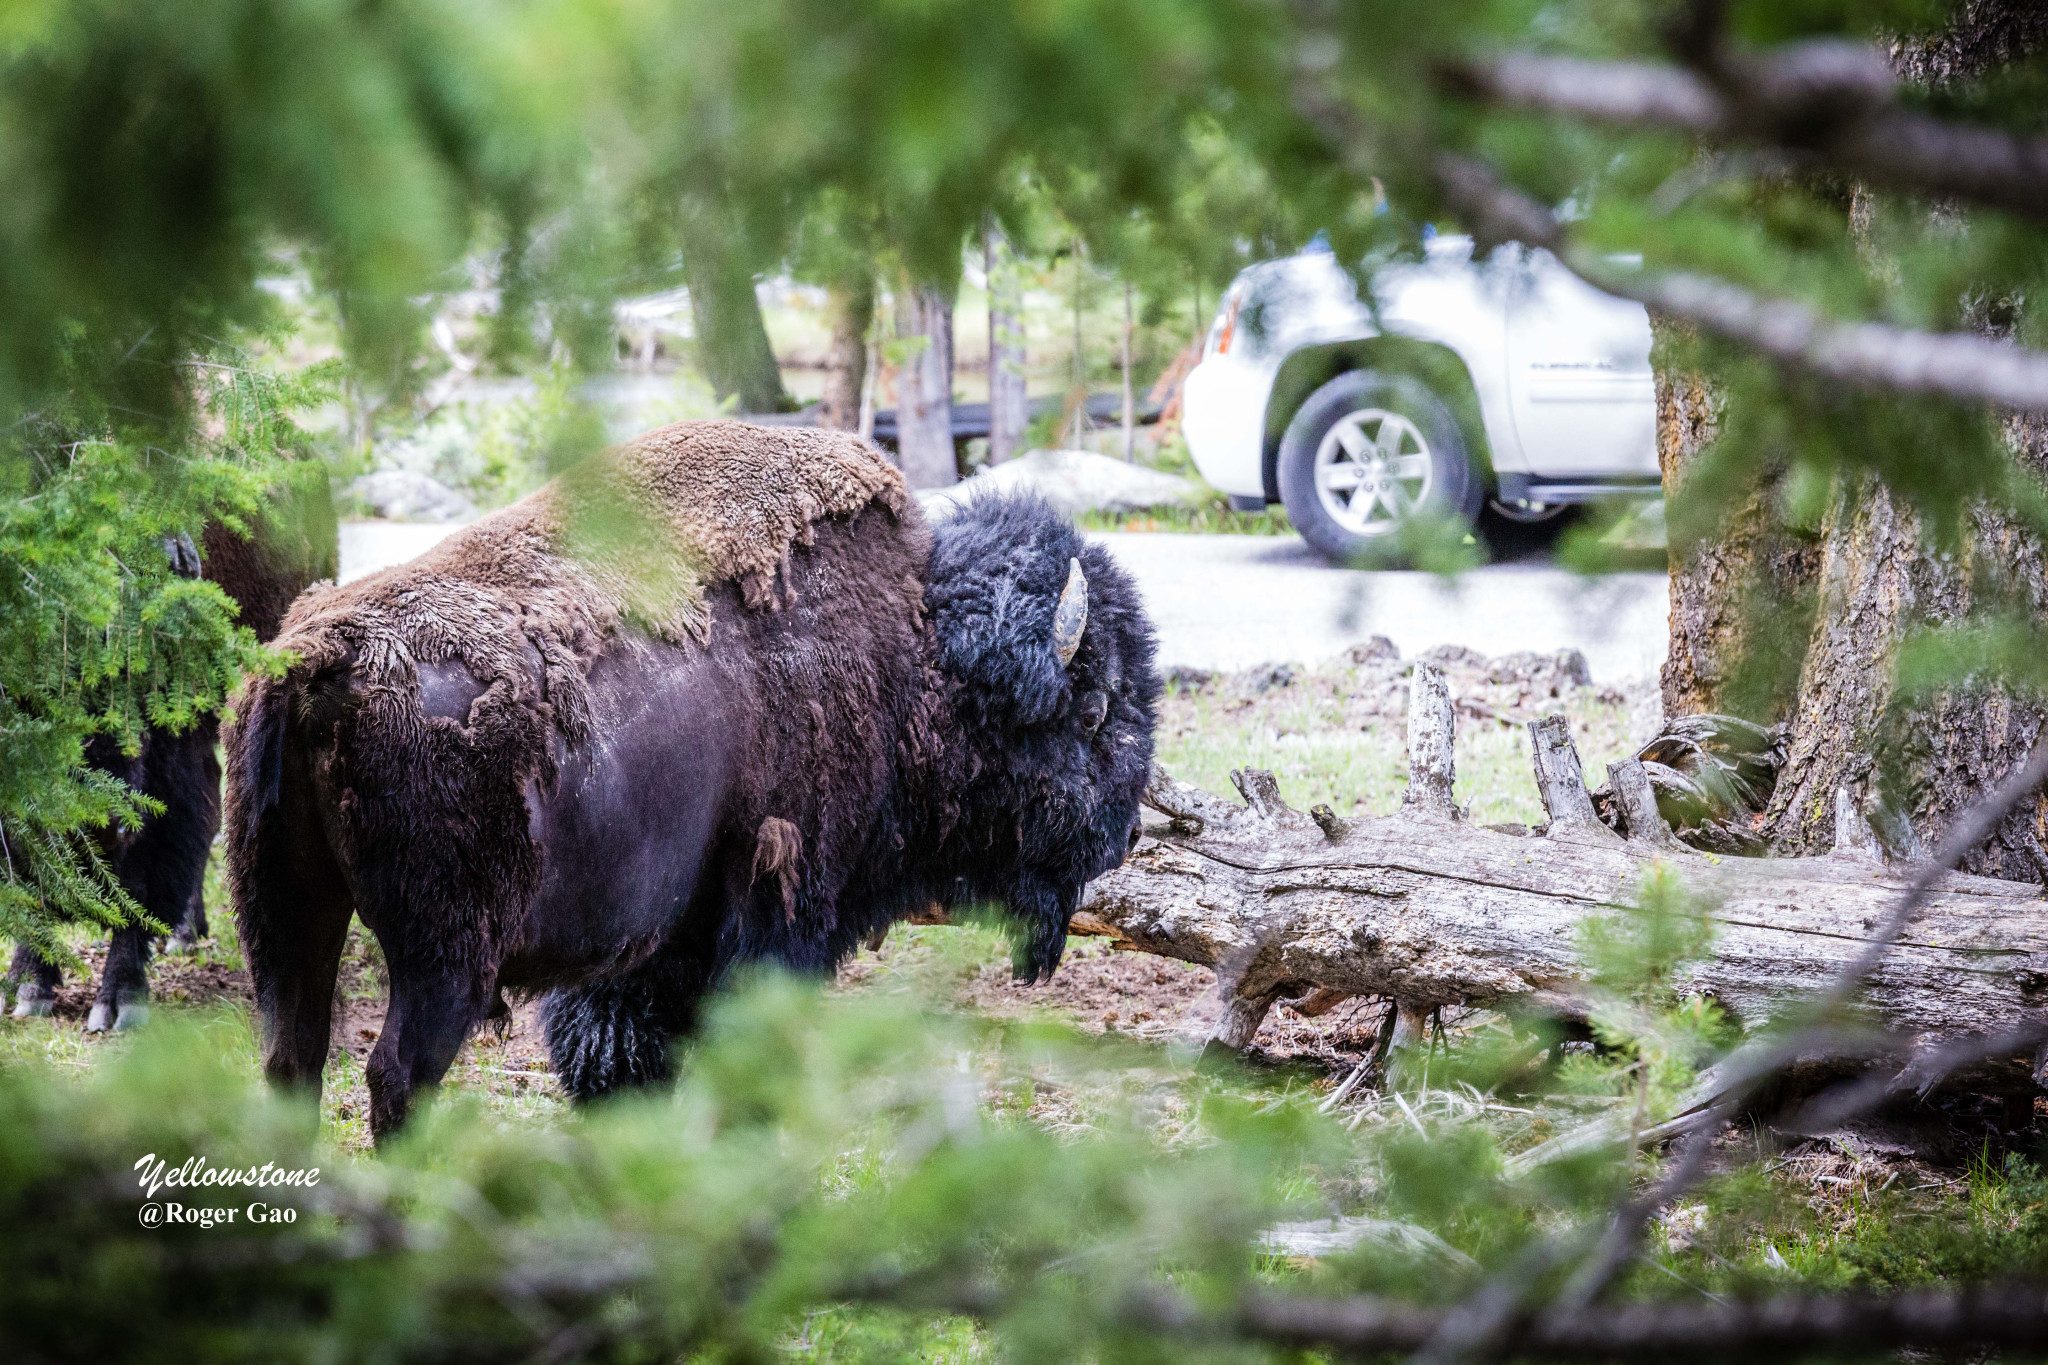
[{"xmin": 1181, "ymin": 356, "xmax": 1274, "ymax": 502}]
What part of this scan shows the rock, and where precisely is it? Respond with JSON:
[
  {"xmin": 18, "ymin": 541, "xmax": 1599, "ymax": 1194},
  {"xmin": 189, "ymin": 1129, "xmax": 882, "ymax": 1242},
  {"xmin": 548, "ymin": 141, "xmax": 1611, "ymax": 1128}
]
[
  {"xmin": 1164, "ymin": 665, "xmax": 1219, "ymax": 693},
  {"xmin": 349, "ymin": 469, "xmax": 476, "ymax": 524},
  {"xmin": 1342, "ymin": 635, "xmax": 1401, "ymax": 666},
  {"xmin": 1232, "ymin": 662, "xmax": 1297, "ymax": 696},
  {"xmin": 919, "ymin": 448, "xmax": 1199, "ymax": 521},
  {"xmin": 1417, "ymin": 644, "xmax": 1489, "ymax": 672},
  {"xmin": 1486, "ymin": 647, "xmax": 1592, "ymax": 693}
]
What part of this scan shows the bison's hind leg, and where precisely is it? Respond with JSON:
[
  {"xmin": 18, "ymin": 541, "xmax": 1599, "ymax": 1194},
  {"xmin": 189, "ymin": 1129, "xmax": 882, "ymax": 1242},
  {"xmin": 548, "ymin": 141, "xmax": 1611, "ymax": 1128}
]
[{"xmin": 542, "ymin": 958, "xmax": 708, "ymax": 1102}]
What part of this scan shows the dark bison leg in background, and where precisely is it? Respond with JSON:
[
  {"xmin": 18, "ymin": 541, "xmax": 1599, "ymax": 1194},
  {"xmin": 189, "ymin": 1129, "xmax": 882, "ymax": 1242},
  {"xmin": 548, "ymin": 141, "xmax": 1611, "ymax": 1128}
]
[
  {"xmin": 167, "ymin": 732, "xmax": 224, "ymax": 951},
  {"xmin": 89, "ymin": 923, "xmax": 156, "ymax": 1033},
  {"xmin": 6, "ymin": 944, "xmax": 61, "ymax": 1018},
  {"xmin": 170, "ymin": 883, "xmax": 209, "ymax": 952},
  {"xmin": 89, "ymin": 720, "xmax": 223, "ymax": 1031}
]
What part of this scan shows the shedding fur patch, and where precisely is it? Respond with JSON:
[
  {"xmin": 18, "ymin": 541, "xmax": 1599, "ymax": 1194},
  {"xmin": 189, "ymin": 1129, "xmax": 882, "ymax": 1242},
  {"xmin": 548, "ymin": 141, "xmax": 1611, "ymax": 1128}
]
[
  {"xmin": 751, "ymin": 817, "xmax": 805, "ymax": 925},
  {"xmin": 268, "ymin": 420, "xmax": 906, "ymax": 752}
]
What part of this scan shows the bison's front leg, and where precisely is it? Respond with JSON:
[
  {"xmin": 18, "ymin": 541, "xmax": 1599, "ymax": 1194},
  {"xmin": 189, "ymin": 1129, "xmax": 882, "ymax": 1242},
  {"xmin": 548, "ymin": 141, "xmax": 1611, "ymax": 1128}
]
[
  {"xmin": 1006, "ymin": 874, "xmax": 1079, "ymax": 984},
  {"xmin": 87, "ymin": 921, "xmax": 155, "ymax": 1033}
]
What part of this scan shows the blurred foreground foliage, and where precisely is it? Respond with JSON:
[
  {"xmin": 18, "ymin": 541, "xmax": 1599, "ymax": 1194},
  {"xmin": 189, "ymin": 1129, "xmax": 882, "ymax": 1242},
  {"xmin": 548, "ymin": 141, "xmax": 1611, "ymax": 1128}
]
[
  {"xmin": 0, "ymin": 978, "xmax": 1359, "ymax": 1363},
  {"xmin": 0, "ymin": 348, "xmax": 326, "ymax": 963},
  {"xmin": 12, "ymin": 958, "xmax": 2048, "ymax": 1363}
]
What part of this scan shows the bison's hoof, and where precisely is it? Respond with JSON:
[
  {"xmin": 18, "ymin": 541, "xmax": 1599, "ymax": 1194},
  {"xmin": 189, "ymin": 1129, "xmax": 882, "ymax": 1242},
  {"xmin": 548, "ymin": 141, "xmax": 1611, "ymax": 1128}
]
[
  {"xmin": 166, "ymin": 930, "xmax": 202, "ymax": 955},
  {"xmin": 10, "ymin": 985, "xmax": 54, "ymax": 1019},
  {"xmin": 86, "ymin": 1001, "xmax": 147, "ymax": 1032}
]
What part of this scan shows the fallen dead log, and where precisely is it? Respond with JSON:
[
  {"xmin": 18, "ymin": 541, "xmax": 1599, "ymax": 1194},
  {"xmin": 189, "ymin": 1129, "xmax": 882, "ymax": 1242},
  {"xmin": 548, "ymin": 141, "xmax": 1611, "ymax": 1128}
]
[{"xmin": 1073, "ymin": 663, "xmax": 2048, "ymax": 1090}]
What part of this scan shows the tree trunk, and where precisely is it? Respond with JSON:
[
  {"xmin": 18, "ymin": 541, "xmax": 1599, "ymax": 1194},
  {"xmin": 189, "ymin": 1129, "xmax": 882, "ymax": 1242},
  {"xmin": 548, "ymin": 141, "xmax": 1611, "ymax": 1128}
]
[
  {"xmin": 986, "ymin": 224, "xmax": 1028, "ymax": 465},
  {"xmin": 680, "ymin": 203, "xmax": 790, "ymax": 415},
  {"xmin": 1758, "ymin": 479, "xmax": 1925, "ymax": 853},
  {"xmin": 894, "ymin": 277, "xmax": 957, "ymax": 489},
  {"xmin": 1662, "ymin": 6, "xmax": 2048, "ymax": 874},
  {"xmin": 819, "ymin": 275, "xmax": 873, "ymax": 432},
  {"xmin": 1069, "ymin": 670, "xmax": 2048, "ymax": 1094},
  {"xmin": 1067, "ymin": 241, "xmax": 1089, "ymax": 448},
  {"xmin": 1121, "ymin": 281, "xmax": 1136, "ymax": 461},
  {"xmin": 1754, "ymin": 7, "xmax": 2048, "ymax": 867},
  {"xmin": 1657, "ymin": 340, "xmax": 1819, "ymax": 725}
]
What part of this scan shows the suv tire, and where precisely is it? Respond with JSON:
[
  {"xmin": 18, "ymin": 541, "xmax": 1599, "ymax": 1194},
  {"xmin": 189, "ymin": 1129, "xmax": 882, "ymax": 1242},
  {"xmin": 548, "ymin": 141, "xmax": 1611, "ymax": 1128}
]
[{"xmin": 1276, "ymin": 369, "xmax": 1484, "ymax": 564}]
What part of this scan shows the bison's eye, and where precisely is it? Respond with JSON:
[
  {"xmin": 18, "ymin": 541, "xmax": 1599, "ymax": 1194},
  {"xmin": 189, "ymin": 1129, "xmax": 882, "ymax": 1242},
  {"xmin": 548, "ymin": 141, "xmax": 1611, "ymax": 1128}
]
[{"xmin": 1078, "ymin": 689, "xmax": 1109, "ymax": 732}]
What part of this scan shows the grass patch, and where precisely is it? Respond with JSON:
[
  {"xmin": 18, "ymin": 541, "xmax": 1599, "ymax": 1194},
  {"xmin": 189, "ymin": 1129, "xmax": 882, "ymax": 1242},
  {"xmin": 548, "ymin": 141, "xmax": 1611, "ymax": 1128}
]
[
  {"xmin": 1077, "ymin": 492, "xmax": 1295, "ymax": 537},
  {"xmin": 1154, "ymin": 659, "xmax": 1640, "ymax": 827}
]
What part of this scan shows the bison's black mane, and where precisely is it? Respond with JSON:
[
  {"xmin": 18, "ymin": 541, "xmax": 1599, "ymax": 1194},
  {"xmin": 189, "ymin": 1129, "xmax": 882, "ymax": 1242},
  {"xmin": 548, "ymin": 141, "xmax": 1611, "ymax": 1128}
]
[{"xmin": 921, "ymin": 493, "xmax": 1160, "ymax": 971}]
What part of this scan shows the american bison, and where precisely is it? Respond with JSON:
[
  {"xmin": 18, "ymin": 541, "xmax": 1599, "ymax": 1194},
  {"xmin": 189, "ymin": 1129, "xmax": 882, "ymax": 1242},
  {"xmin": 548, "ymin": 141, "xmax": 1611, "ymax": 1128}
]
[
  {"xmin": 7, "ymin": 486, "xmax": 336, "ymax": 1030},
  {"xmin": 226, "ymin": 420, "xmax": 1158, "ymax": 1137}
]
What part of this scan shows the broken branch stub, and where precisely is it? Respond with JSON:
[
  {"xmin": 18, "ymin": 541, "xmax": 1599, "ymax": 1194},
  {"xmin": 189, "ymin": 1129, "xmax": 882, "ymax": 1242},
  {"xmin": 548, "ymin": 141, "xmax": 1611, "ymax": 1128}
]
[
  {"xmin": 1608, "ymin": 758, "xmax": 1681, "ymax": 849},
  {"xmin": 1530, "ymin": 714, "xmax": 1620, "ymax": 845},
  {"xmin": 1404, "ymin": 662, "xmax": 1458, "ymax": 819},
  {"xmin": 1834, "ymin": 786, "xmax": 1883, "ymax": 860}
]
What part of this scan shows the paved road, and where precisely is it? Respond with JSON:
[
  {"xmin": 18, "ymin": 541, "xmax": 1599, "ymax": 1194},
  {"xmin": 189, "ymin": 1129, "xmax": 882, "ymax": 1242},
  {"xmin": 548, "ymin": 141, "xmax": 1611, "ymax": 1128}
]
[
  {"xmin": 1092, "ymin": 533, "xmax": 1668, "ymax": 683},
  {"xmin": 340, "ymin": 523, "xmax": 1669, "ymax": 684}
]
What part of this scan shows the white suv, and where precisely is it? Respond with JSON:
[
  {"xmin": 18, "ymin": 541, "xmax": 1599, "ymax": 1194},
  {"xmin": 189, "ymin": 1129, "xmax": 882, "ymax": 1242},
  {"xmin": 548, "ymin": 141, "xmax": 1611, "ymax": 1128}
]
[{"xmin": 1181, "ymin": 236, "xmax": 1660, "ymax": 562}]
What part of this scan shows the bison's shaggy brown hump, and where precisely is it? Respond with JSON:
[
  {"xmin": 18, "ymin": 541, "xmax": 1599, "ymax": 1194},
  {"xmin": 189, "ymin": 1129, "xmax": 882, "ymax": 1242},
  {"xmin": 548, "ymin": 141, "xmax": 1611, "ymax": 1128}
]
[{"xmin": 266, "ymin": 419, "xmax": 910, "ymax": 753}]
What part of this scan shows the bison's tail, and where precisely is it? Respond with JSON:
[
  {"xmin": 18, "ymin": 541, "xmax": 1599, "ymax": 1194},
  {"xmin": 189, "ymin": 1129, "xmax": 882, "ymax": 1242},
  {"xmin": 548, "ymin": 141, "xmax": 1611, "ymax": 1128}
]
[
  {"xmin": 226, "ymin": 637, "xmax": 353, "ymax": 875},
  {"xmin": 223, "ymin": 669, "xmax": 320, "ymax": 955},
  {"xmin": 228, "ymin": 675, "xmax": 290, "ymax": 846},
  {"xmin": 225, "ymin": 665, "xmax": 361, "ymax": 1093}
]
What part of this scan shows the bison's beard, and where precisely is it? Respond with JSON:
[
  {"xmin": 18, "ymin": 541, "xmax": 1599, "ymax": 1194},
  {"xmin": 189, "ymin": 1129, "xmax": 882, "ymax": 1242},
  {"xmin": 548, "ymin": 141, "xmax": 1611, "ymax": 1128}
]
[
  {"xmin": 1014, "ymin": 918, "xmax": 1069, "ymax": 985},
  {"xmin": 1003, "ymin": 876, "xmax": 1079, "ymax": 984}
]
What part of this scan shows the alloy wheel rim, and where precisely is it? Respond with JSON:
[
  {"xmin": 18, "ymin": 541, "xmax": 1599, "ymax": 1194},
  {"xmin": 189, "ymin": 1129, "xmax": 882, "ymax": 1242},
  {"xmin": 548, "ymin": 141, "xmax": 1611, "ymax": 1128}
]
[{"xmin": 1314, "ymin": 408, "xmax": 1432, "ymax": 536}]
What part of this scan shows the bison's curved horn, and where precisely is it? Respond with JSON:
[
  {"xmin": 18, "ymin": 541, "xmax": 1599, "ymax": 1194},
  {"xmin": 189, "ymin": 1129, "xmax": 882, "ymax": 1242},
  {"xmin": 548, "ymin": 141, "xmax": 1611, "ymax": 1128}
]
[{"xmin": 1053, "ymin": 557, "xmax": 1088, "ymax": 667}]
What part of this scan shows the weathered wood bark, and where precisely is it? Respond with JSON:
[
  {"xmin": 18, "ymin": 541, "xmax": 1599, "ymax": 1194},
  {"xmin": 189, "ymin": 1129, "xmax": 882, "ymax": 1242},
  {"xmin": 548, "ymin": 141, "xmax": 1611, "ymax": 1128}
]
[
  {"xmin": 1750, "ymin": 8, "xmax": 2048, "ymax": 871},
  {"xmin": 1081, "ymin": 672, "xmax": 2048, "ymax": 1084},
  {"xmin": 894, "ymin": 276, "xmax": 957, "ymax": 489},
  {"xmin": 1759, "ymin": 478, "xmax": 1923, "ymax": 853},
  {"xmin": 1652, "ymin": 4, "xmax": 2048, "ymax": 874},
  {"xmin": 1120, "ymin": 281, "xmax": 1136, "ymax": 461},
  {"xmin": 1607, "ymin": 759, "xmax": 1679, "ymax": 849},
  {"xmin": 1529, "ymin": 714, "xmax": 1618, "ymax": 845},
  {"xmin": 1656, "ymin": 337, "xmax": 1819, "ymax": 725},
  {"xmin": 985, "ymin": 224, "xmax": 1028, "ymax": 465},
  {"xmin": 1079, "ymin": 748, "xmax": 2048, "ymax": 1087},
  {"xmin": 819, "ymin": 275, "xmax": 873, "ymax": 432},
  {"xmin": 1402, "ymin": 662, "xmax": 1457, "ymax": 820},
  {"xmin": 1903, "ymin": 465, "xmax": 2048, "ymax": 883}
]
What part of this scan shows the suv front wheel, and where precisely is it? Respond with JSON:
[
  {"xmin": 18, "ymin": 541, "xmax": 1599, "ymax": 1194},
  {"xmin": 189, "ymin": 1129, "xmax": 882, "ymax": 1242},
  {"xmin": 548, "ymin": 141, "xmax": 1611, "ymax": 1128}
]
[{"xmin": 1276, "ymin": 369, "xmax": 1483, "ymax": 564}]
